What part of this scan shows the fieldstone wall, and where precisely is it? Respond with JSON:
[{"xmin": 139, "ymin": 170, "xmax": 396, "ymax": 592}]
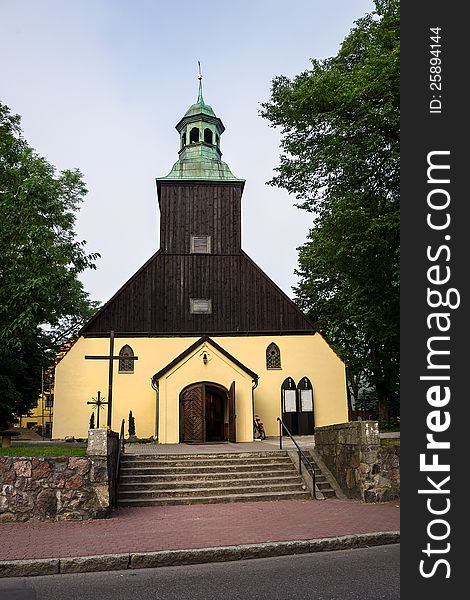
[
  {"xmin": 314, "ymin": 421, "xmax": 400, "ymax": 502},
  {"xmin": 0, "ymin": 429, "xmax": 119, "ymax": 522}
]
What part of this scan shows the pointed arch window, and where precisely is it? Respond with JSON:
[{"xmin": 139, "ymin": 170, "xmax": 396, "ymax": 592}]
[
  {"xmin": 266, "ymin": 342, "xmax": 281, "ymax": 369},
  {"xmin": 281, "ymin": 377, "xmax": 297, "ymax": 413},
  {"xmin": 297, "ymin": 377, "xmax": 313, "ymax": 412},
  {"xmin": 119, "ymin": 345, "xmax": 135, "ymax": 373}
]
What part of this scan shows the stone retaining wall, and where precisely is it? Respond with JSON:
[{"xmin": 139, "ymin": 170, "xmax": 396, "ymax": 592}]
[
  {"xmin": 314, "ymin": 421, "xmax": 400, "ymax": 502},
  {"xmin": 0, "ymin": 429, "xmax": 118, "ymax": 522}
]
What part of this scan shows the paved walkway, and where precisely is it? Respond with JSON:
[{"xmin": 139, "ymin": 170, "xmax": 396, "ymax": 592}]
[
  {"xmin": 0, "ymin": 499, "xmax": 399, "ymax": 562},
  {"xmin": 120, "ymin": 433, "xmax": 399, "ymax": 454},
  {"xmin": 124, "ymin": 437, "xmax": 315, "ymax": 454}
]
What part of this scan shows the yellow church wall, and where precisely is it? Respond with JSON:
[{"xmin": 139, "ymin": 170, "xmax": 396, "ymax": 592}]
[
  {"xmin": 215, "ymin": 334, "xmax": 348, "ymax": 436},
  {"xmin": 53, "ymin": 336, "xmax": 198, "ymax": 439},
  {"xmin": 53, "ymin": 333, "xmax": 348, "ymax": 441}
]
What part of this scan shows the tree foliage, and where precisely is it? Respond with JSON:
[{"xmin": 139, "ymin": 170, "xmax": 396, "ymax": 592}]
[
  {"xmin": 261, "ymin": 0, "xmax": 399, "ymax": 420},
  {"xmin": 128, "ymin": 410, "xmax": 136, "ymax": 437},
  {"xmin": 0, "ymin": 102, "xmax": 100, "ymax": 427}
]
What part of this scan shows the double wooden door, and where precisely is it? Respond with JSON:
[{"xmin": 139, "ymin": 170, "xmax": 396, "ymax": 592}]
[{"xmin": 180, "ymin": 382, "xmax": 235, "ymax": 443}]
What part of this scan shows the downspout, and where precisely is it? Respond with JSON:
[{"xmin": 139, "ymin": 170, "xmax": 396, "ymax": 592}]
[
  {"xmin": 151, "ymin": 377, "xmax": 159, "ymax": 442},
  {"xmin": 251, "ymin": 377, "xmax": 259, "ymax": 441}
]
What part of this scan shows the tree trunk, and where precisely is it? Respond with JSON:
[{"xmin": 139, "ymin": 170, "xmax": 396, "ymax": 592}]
[{"xmin": 378, "ymin": 395, "xmax": 390, "ymax": 423}]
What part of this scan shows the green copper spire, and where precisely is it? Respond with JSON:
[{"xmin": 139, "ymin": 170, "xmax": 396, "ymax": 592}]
[
  {"xmin": 158, "ymin": 66, "xmax": 244, "ymax": 183},
  {"xmin": 197, "ymin": 61, "xmax": 204, "ymax": 103}
]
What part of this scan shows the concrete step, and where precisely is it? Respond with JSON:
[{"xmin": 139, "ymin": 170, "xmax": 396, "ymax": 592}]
[
  {"xmin": 120, "ymin": 451, "xmax": 290, "ymax": 461},
  {"xmin": 119, "ymin": 469, "xmax": 301, "ymax": 483},
  {"xmin": 119, "ymin": 462, "xmax": 296, "ymax": 476},
  {"xmin": 120, "ymin": 456, "xmax": 294, "ymax": 469},
  {"xmin": 117, "ymin": 489, "xmax": 311, "ymax": 507},
  {"xmin": 119, "ymin": 473, "xmax": 302, "ymax": 489},
  {"xmin": 118, "ymin": 450, "xmax": 316, "ymax": 507},
  {"xmin": 305, "ymin": 451, "xmax": 338, "ymax": 500},
  {"xmin": 118, "ymin": 481, "xmax": 307, "ymax": 500}
]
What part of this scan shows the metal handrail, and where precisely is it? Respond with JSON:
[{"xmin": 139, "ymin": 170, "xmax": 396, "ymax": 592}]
[
  {"xmin": 277, "ymin": 417, "xmax": 317, "ymax": 499},
  {"xmin": 120, "ymin": 418, "xmax": 125, "ymax": 454},
  {"xmin": 114, "ymin": 418, "xmax": 125, "ymax": 508}
]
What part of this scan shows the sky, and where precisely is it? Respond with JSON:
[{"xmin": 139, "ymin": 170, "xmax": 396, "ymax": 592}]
[{"xmin": 1, "ymin": 0, "xmax": 375, "ymax": 304}]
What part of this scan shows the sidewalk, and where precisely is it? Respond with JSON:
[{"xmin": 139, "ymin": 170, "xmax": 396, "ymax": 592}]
[
  {"xmin": 0, "ymin": 439, "xmax": 400, "ymax": 577},
  {"xmin": 0, "ymin": 497, "xmax": 399, "ymax": 577}
]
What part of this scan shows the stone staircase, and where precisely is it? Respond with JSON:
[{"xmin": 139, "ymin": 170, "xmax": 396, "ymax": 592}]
[
  {"xmin": 308, "ymin": 454, "xmax": 336, "ymax": 499},
  {"xmin": 117, "ymin": 451, "xmax": 313, "ymax": 506}
]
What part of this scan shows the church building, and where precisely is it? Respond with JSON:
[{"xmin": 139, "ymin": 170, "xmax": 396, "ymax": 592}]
[{"xmin": 53, "ymin": 77, "xmax": 348, "ymax": 443}]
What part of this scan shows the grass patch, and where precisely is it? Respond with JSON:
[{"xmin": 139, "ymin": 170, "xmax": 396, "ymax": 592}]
[
  {"xmin": 381, "ymin": 438, "xmax": 400, "ymax": 446},
  {"xmin": 0, "ymin": 446, "xmax": 87, "ymax": 457}
]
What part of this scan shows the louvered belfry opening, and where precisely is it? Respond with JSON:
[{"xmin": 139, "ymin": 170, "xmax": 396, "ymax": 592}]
[{"xmin": 191, "ymin": 235, "xmax": 211, "ymax": 254}]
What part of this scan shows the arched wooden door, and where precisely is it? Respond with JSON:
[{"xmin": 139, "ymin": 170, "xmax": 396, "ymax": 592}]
[
  {"xmin": 180, "ymin": 384, "xmax": 205, "ymax": 443},
  {"xmin": 228, "ymin": 381, "xmax": 236, "ymax": 442},
  {"xmin": 180, "ymin": 382, "xmax": 231, "ymax": 443}
]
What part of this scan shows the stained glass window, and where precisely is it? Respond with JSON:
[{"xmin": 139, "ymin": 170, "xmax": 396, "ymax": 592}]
[
  {"xmin": 266, "ymin": 342, "xmax": 281, "ymax": 369},
  {"xmin": 119, "ymin": 345, "xmax": 134, "ymax": 373}
]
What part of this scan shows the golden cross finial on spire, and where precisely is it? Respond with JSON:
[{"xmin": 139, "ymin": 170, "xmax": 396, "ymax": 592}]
[{"xmin": 196, "ymin": 61, "xmax": 204, "ymax": 103}]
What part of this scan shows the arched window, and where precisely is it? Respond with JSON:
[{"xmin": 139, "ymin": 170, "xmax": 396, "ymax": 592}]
[
  {"xmin": 281, "ymin": 377, "xmax": 297, "ymax": 413},
  {"xmin": 190, "ymin": 127, "xmax": 199, "ymax": 143},
  {"xmin": 119, "ymin": 345, "xmax": 134, "ymax": 373},
  {"xmin": 297, "ymin": 376, "xmax": 314, "ymax": 432},
  {"xmin": 204, "ymin": 128, "xmax": 213, "ymax": 144},
  {"xmin": 297, "ymin": 377, "xmax": 313, "ymax": 412},
  {"xmin": 266, "ymin": 342, "xmax": 281, "ymax": 369}
]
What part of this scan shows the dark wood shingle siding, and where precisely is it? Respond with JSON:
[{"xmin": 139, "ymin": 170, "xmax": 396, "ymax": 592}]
[
  {"xmin": 159, "ymin": 182, "xmax": 242, "ymax": 255},
  {"xmin": 82, "ymin": 253, "xmax": 314, "ymax": 335},
  {"xmin": 81, "ymin": 180, "xmax": 314, "ymax": 336}
]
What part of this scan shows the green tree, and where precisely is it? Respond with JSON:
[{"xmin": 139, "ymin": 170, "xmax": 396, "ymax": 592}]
[
  {"xmin": 128, "ymin": 411, "xmax": 136, "ymax": 437},
  {"xmin": 261, "ymin": 0, "xmax": 399, "ymax": 421},
  {"xmin": 0, "ymin": 102, "xmax": 100, "ymax": 428}
]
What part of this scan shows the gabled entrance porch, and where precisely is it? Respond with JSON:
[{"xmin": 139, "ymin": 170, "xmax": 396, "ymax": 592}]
[{"xmin": 151, "ymin": 336, "xmax": 257, "ymax": 444}]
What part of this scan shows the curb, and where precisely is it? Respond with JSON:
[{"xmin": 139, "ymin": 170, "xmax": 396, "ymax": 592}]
[{"xmin": 0, "ymin": 531, "xmax": 399, "ymax": 578}]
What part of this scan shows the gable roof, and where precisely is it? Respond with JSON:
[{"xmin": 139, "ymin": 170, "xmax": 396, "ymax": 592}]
[
  {"xmin": 80, "ymin": 249, "xmax": 315, "ymax": 337},
  {"xmin": 151, "ymin": 336, "xmax": 258, "ymax": 384}
]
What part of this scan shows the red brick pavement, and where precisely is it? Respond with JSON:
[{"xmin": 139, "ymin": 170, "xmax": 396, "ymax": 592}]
[{"xmin": 0, "ymin": 499, "xmax": 399, "ymax": 561}]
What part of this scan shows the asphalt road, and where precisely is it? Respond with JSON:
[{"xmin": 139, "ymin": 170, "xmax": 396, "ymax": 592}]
[{"xmin": 0, "ymin": 544, "xmax": 400, "ymax": 600}]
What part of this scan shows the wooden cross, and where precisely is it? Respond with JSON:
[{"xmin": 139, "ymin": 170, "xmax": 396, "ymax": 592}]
[
  {"xmin": 87, "ymin": 391, "xmax": 108, "ymax": 429},
  {"xmin": 84, "ymin": 331, "xmax": 138, "ymax": 428}
]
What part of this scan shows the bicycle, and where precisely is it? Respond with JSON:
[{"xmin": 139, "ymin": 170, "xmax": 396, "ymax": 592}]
[{"xmin": 253, "ymin": 415, "xmax": 266, "ymax": 440}]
